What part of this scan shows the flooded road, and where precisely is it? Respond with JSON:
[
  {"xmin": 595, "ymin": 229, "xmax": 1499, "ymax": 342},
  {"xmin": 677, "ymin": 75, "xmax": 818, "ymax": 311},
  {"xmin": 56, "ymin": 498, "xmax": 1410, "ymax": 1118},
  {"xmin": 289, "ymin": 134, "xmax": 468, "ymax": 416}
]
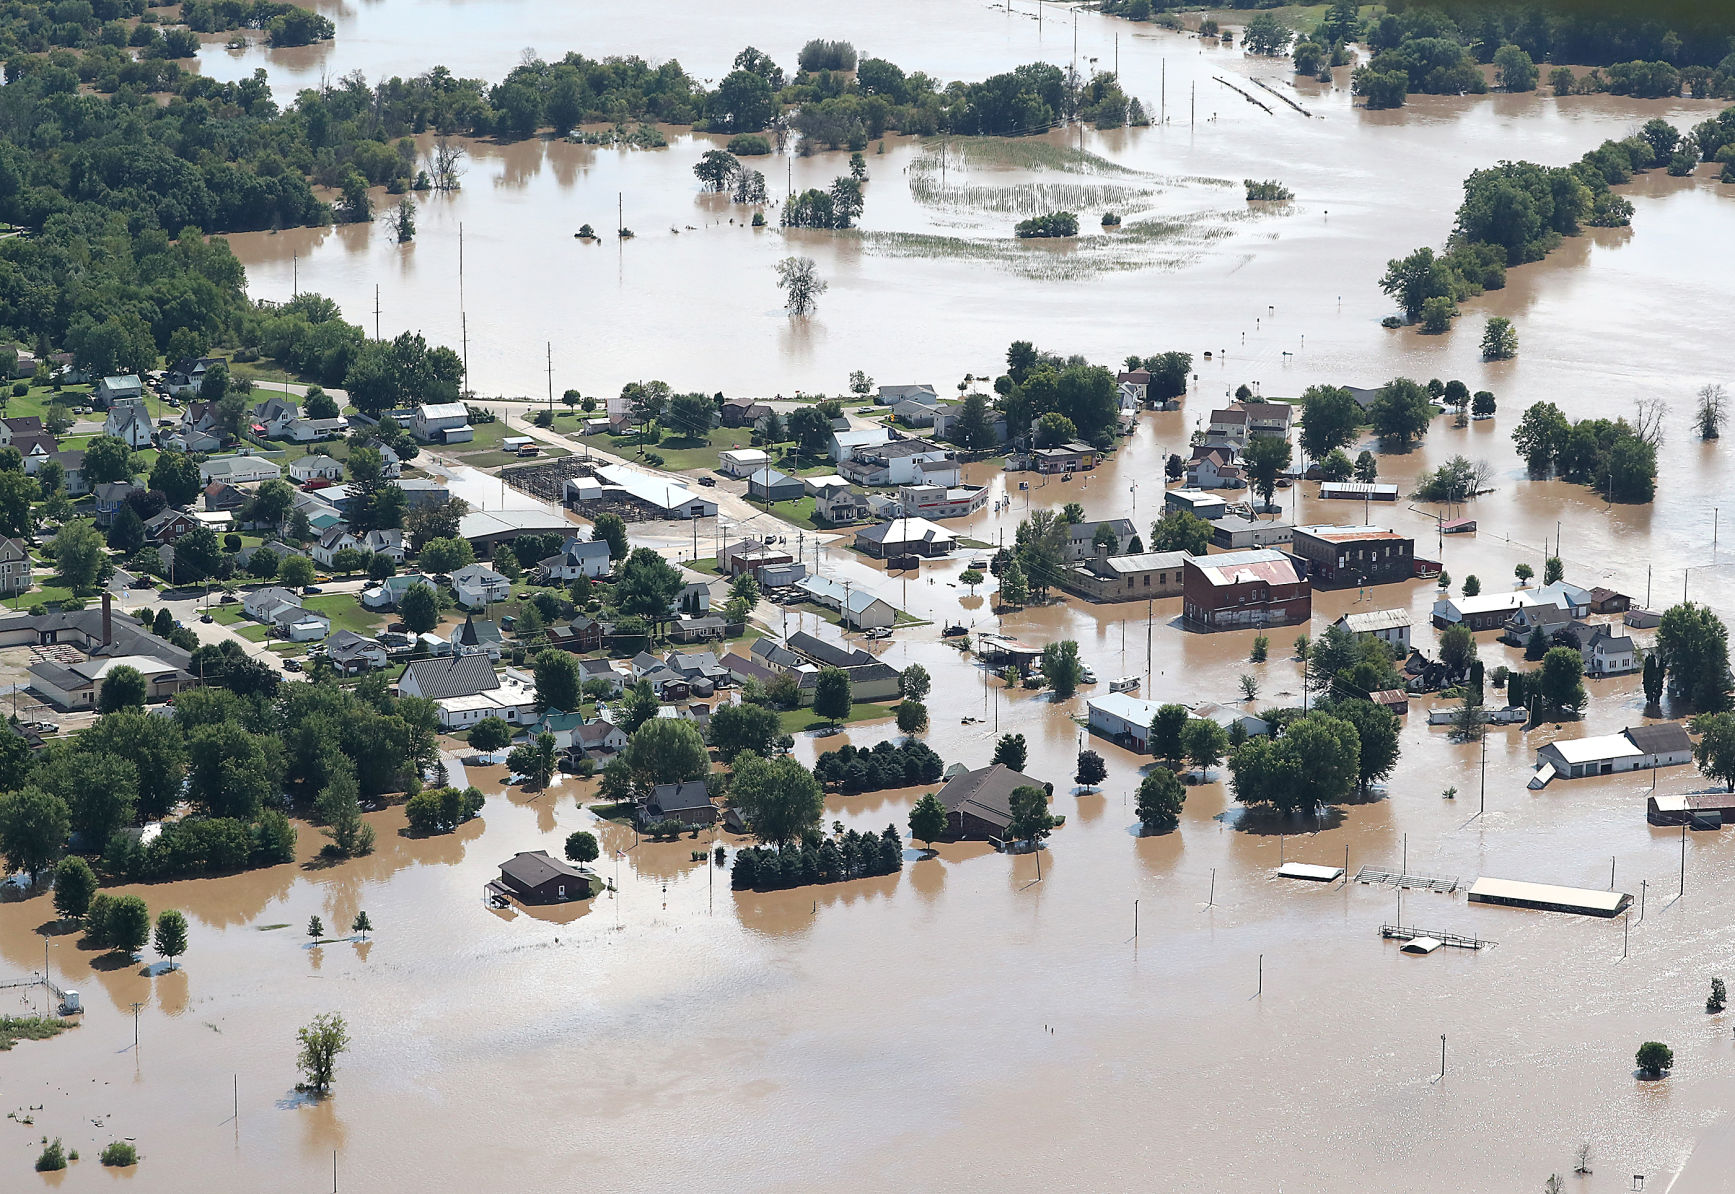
[{"xmin": 3, "ymin": 2, "xmax": 1734, "ymax": 1190}]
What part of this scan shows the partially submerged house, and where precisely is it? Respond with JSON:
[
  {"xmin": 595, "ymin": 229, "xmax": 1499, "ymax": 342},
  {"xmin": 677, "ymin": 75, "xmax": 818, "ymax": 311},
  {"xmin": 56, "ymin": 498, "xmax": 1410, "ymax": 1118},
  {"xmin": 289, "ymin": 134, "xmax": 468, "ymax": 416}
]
[
  {"xmin": 487, "ymin": 851, "xmax": 596, "ymax": 905},
  {"xmin": 932, "ymin": 763, "xmax": 1050, "ymax": 841},
  {"xmin": 1529, "ymin": 723, "xmax": 1693, "ymax": 787}
]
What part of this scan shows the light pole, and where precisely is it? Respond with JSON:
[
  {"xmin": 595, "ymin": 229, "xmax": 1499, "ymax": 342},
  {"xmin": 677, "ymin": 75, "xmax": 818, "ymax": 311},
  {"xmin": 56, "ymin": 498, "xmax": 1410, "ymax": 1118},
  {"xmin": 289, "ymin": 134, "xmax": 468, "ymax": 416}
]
[{"xmin": 1439, "ymin": 1034, "xmax": 1447, "ymax": 1079}]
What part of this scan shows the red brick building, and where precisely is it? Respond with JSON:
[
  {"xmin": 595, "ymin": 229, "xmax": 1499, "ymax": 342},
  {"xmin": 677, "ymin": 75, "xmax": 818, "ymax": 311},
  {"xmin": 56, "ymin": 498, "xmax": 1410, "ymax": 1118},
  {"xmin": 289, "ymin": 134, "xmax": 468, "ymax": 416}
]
[{"xmin": 1182, "ymin": 549, "xmax": 1311, "ymax": 631}]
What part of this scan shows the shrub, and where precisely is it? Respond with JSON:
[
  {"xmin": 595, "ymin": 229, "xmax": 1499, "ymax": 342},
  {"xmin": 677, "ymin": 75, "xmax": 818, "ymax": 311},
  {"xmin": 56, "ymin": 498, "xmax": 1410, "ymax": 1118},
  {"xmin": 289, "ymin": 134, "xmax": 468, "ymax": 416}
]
[
  {"xmin": 813, "ymin": 740, "xmax": 945, "ymax": 793},
  {"xmin": 101, "ymin": 1141, "xmax": 138, "ymax": 1167},
  {"xmin": 1014, "ymin": 212, "xmax": 1078, "ymax": 239},
  {"xmin": 1636, "ymin": 1040, "xmax": 1674, "ymax": 1076},
  {"xmin": 36, "ymin": 1139, "xmax": 67, "ymax": 1171},
  {"xmin": 731, "ymin": 825, "xmax": 903, "ymax": 890},
  {"xmin": 727, "ymin": 134, "xmax": 772, "ymax": 155}
]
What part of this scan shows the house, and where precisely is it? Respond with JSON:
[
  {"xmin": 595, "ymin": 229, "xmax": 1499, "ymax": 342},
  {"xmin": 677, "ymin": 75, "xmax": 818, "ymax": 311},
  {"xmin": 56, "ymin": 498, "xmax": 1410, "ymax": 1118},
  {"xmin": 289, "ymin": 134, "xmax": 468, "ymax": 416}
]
[
  {"xmin": 1164, "ymin": 490, "xmax": 1228, "ymax": 521},
  {"xmin": 165, "ymin": 357, "xmax": 222, "ymax": 397},
  {"xmin": 814, "ymin": 483, "xmax": 870, "ymax": 526},
  {"xmin": 450, "ymin": 614, "xmax": 505, "ymax": 660},
  {"xmin": 1534, "ymin": 580, "xmax": 1593, "ymax": 619},
  {"xmin": 896, "ymin": 482, "xmax": 987, "ymax": 520},
  {"xmin": 1205, "ymin": 407, "xmax": 1250, "ymax": 449},
  {"xmin": 1116, "ymin": 369, "xmax": 1151, "ymax": 409},
  {"xmin": 1501, "ymin": 600, "xmax": 1576, "ymax": 647},
  {"xmin": 829, "ymin": 426, "xmax": 894, "ymax": 462},
  {"xmin": 289, "ymin": 454, "xmax": 344, "ymax": 484},
  {"xmin": 397, "ymin": 656, "xmax": 536, "ymax": 728},
  {"xmin": 932, "ymin": 403, "xmax": 1008, "ymax": 446},
  {"xmin": 376, "ymin": 444, "xmax": 403, "ymax": 478},
  {"xmin": 1335, "ymin": 608, "xmax": 1412, "ymax": 652},
  {"xmin": 361, "ymin": 572, "xmax": 439, "ymax": 610},
  {"xmin": 1065, "ymin": 519, "xmax": 1139, "ymax": 562},
  {"xmin": 1190, "ymin": 701, "xmax": 1271, "ymax": 740},
  {"xmin": 718, "ymin": 539, "xmax": 795, "ymax": 580},
  {"xmin": 1588, "ymin": 587, "xmax": 1632, "ymax": 615},
  {"xmin": 200, "ymin": 455, "xmax": 283, "ymax": 486},
  {"xmin": 13, "ymin": 434, "xmax": 57, "ymax": 475},
  {"xmin": 568, "ymin": 465, "xmax": 717, "ymax": 520},
  {"xmin": 104, "ymin": 401, "xmax": 153, "ymax": 448},
  {"xmin": 876, "ymin": 383, "xmax": 939, "ymax": 407},
  {"xmin": 1432, "ymin": 591, "xmax": 1564, "ymax": 632},
  {"xmin": 1289, "ymin": 525, "xmax": 1415, "ymax": 588},
  {"xmin": 840, "ymin": 439, "xmax": 951, "ymax": 487},
  {"xmin": 576, "ymin": 657, "xmax": 624, "ymax": 693},
  {"xmin": 1235, "ymin": 402, "xmax": 1295, "ymax": 437},
  {"xmin": 488, "ymin": 851, "xmax": 595, "ymax": 904},
  {"xmin": 743, "ymin": 467, "xmax": 805, "ymax": 503},
  {"xmin": 284, "ymin": 417, "xmax": 349, "ymax": 443},
  {"xmin": 0, "ymin": 536, "xmax": 29, "ymax": 595},
  {"xmin": 1188, "ymin": 446, "xmax": 1244, "ymax": 489},
  {"xmin": 0, "ymin": 415, "xmax": 44, "ymax": 446},
  {"xmin": 1030, "ymin": 442, "xmax": 1099, "ymax": 474},
  {"xmin": 202, "ymin": 482, "xmax": 246, "ymax": 515},
  {"xmin": 572, "ymin": 719, "xmax": 629, "ymax": 759},
  {"xmin": 181, "ymin": 401, "xmax": 223, "ymax": 438},
  {"xmin": 142, "ymin": 508, "xmax": 200, "ymax": 546},
  {"xmin": 787, "ymin": 631, "xmax": 874, "ymax": 670},
  {"xmin": 1531, "ymin": 723, "xmax": 1692, "ymax": 786},
  {"xmin": 665, "ymin": 650, "xmax": 731, "ymax": 688},
  {"xmin": 640, "ymin": 780, "xmax": 717, "ymax": 828},
  {"xmin": 451, "ymin": 563, "xmax": 511, "ymax": 609},
  {"xmin": 1063, "ymin": 550, "xmax": 1191, "ymax": 602},
  {"xmin": 536, "ymin": 536, "xmax": 612, "ymax": 581},
  {"xmin": 252, "ymin": 395, "xmax": 300, "ymax": 437},
  {"xmin": 547, "ymin": 615, "xmax": 606, "ymax": 653},
  {"xmin": 1317, "ymin": 481, "xmax": 1400, "ymax": 502},
  {"xmin": 1087, "ymin": 692, "xmax": 1162, "ymax": 752},
  {"xmin": 1551, "ymin": 623, "xmax": 1640, "ymax": 676},
  {"xmin": 326, "ymin": 630, "xmax": 388, "ymax": 674},
  {"xmin": 93, "ymin": 481, "xmax": 139, "ymax": 526},
  {"xmin": 674, "ymin": 580, "xmax": 713, "ymax": 616},
  {"xmin": 94, "ymin": 374, "xmax": 144, "ymax": 406},
  {"xmin": 1370, "ymin": 689, "xmax": 1410, "ymax": 716},
  {"xmin": 243, "ymin": 586, "xmax": 304, "ymax": 624},
  {"xmin": 1210, "ymin": 516, "xmax": 1293, "ymax": 550},
  {"xmin": 410, "ymin": 402, "xmax": 473, "ymax": 443},
  {"xmin": 311, "ymin": 527, "xmax": 398, "ymax": 567},
  {"xmin": 53, "ymin": 450, "xmax": 88, "ymax": 497},
  {"xmin": 932, "ymin": 763, "xmax": 1049, "ymax": 840},
  {"xmin": 1182, "ymin": 549, "xmax": 1311, "ymax": 631},
  {"xmin": 800, "ymin": 658, "xmax": 900, "ymax": 703},
  {"xmin": 720, "ymin": 395, "xmax": 772, "ymax": 428},
  {"xmin": 892, "ymin": 399, "xmax": 937, "ymax": 427},
  {"xmin": 29, "ymin": 652, "xmax": 191, "ymax": 709},
  {"xmin": 855, "ymin": 517, "xmax": 955, "ymax": 559},
  {"xmin": 670, "ymin": 616, "xmax": 727, "ymax": 643},
  {"xmin": 796, "ymin": 575, "xmax": 897, "ymax": 630},
  {"xmin": 718, "ymin": 448, "xmax": 771, "ymax": 478},
  {"xmin": 911, "ymin": 457, "xmax": 964, "ymax": 489}
]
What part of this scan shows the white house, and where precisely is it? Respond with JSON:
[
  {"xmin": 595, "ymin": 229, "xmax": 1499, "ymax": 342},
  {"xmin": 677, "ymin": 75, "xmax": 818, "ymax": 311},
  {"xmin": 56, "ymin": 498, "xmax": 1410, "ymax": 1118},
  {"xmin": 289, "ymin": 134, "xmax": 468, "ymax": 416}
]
[
  {"xmin": 537, "ymin": 536, "xmax": 611, "ymax": 581},
  {"xmin": 276, "ymin": 608, "xmax": 331, "ymax": 642},
  {"xmin": 289, "ymin": 454, "xmax": 344, "ymax": 484},
  {"xmin": 449, "ymin": 614, "xmax": 505, "ymax": 660},
  {"xmin": 242, "ymin": 586, "xmax": 302, "ymax": 624},
  {"xmin": 1530, "ymin": 723, "xmax": 1692, "ymax": 787},
  {"xmin": 1116, "ymin": 370, "xmax": 1150, "ymax": 410},
  {"xmin": 200, "ymin": 455, "xmax": 283, "ymax": 486},
  {"xmin": 876, "ymin": 383, "xmax": 938, "ymax": 407},
  {"xmin": 1086, "ymin": 692, "xmax": 1162, "ymax": 752},
  {"xmin": 284, "ymin": 417, "xmax": 349, "ymax": 443},
  {"xmin": 397, "ymin": 656, "xmax": 536, "ymax": 728},
  {"xmin": 1335, "ymin": 608, "xmax": 1412, "ymax": 652},
  {"xmin": 326, "ymin": 630, "xmax": 389, "ymax": 674},
  {"xmin": 104, "ymin": 402, "xmax": 153, "ymax": 448},
  {"xmin": 411, "ymin": 402, "xmax": 474, "ymax": 443},
  {"xmin": 94, "ymin": 374, "xmax": 144, "ymax": 405},
  {"xmin": 1188, "ymin": 448, "xmax": 1244, "ymax": 490},
  {"xmin": 254, "ymin": 395, "xmax": 300, "ymax": 437},
  {"xmin": 829, "ymin": 427, "xmax": 893, "ymax": 463},
  {"xmin": 451, "ymin": 563, "xmax": 511, "ymax": 609},
  {"xmin": 1205, "ymin": 408, "xmax": 1250, "ymax": 449},
  {"xmin": 718, "ymin": 448, "xmax": 770, "ymax": 478},
  {"xmin": 361, "ymin": 572, "xmax": 439, "ymax": 610}
]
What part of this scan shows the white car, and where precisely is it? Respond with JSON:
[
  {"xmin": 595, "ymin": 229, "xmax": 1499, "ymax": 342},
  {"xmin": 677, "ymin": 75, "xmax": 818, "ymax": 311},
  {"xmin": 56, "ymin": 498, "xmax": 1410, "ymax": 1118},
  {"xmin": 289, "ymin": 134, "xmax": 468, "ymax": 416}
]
[{"xmin": 1080, "ymin": 667, "xmax": 1098, "ymax": 684}]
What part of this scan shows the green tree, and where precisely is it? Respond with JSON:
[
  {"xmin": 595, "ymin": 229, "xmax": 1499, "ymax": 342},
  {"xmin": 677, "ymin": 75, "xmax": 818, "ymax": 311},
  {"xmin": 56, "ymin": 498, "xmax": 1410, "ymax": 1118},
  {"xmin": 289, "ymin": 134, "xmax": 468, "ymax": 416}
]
[
  {"xmin": 52, "ymin": 854, "xmax": 97, "ymax": 921},
  {"xmin": 1007, "ymin": 785, "xmax": 1055, "ymax": 845},
  {"xmin": 899, "ymin": 663, "xmax": 932, "ymax": 704},
  {"xmin": 108, "ymin": 503, "xmax": 146, "ymax": 554},
  {"xmin": 96, "ymin": 664, "xmax": 148, "ymax": 713},
  {"xmin": 1419, "ymin": 294, "xmax": 1457, "ymax": 334},
  {"xmin": 1538, "ymin": 647, "xmax": 1586, "ymax": 715},
  {"xmin": 1149, "ymin": 704, "xmax": 1189, "ymax": 766},
  {"xmin": 418, "ymin": 536, "xmax": 474, "ymax": 574},
  {"xmin": 624, "ymin": 717, "xmax": 710, "ymax": 788},
  {"xmin": 1439, "ymin": 623, "xmax": 1478, "ymax": 674},
  {"xmin": 1041, "ymin": 640, "xmax": 1084, "ymax": 699},
  {"xmin": 1691, "ymin": 712, "xmax": 1735, "ymax": 790},
  {"xmin": 1, "ymin": 788, "xmax": 70, "ymax": 882},
  {"xmin": 1034, "ymin": 411, "xmax": 1079, "ymax": 448},
  {"xmin": 1297, "ymin": 384, "xmax": 1361, "ymax": 459},
  {"xmin": 565, "ymin": 830, "xmax": 600, "ymax": 863},
  {"xmin": 1657, "ymin": 603, "xmax": 1731, "ymax": 710},
  {"xmin": 532, "ymin": 650, "xmax": 581, "ymax": 712},
  {"xmin": 1182, "ymin": 717, "xmax": 1229, "ymax": 779},
  {"xmin": 985, "ymin": 734, "xmax": 1025, "ymax": 774},
  {"xmin": 1482, "ymin": 316, "xmax": 1519, "ymax": 360},
  {"xmin": 997, "ymin": 558, "xmax": 1028, "ymax": 608},
  {"xmin": 153, "ymin": 908, "xmax": 189, "ymax": 970},
  {"xmin": 186, "ymin": 722, "xmax": 280, "ymax": 821},
  {"xmin": 0, "ymin": 470, "xmax": 37, "ymax": 537},
  {"xmin": 316, "ymin": 760, "xmax": 372, "ymax": 857},
  {"xmin": 616, "ymin": 548, "xmax": 686, "ymax": 630},
  {"xmin": 1333, "ymin": 700, "xmax": 1400, "ymax": 793},
  {"xmin": 1494, "ymin": 44, "xmax": 1538, "ymax": 92},
  {"xmin": 729, "ymin": 751, "xmax": 824, "ymax": 847},
  {"xmin": 1149, "ymin": 510, "xmax": 1212, "ymax": 556},
  {"xmin": 811, "ymin": 667, "xmax": 853, "ymax": 728},
  {"xmin": 1135, "ymin": 769, "xmax": 1186, "ymax": 833},
  {"xmin": 296, "ymin": 1013, "xmax": 350, "ymax": 1092},
  {"xmin": 1370, "ymin": 377, "xmax": 1435, "ymax": 447},
  {"xmin": 1241, "ymin": 434, "xmax": 1292, "ymax": 508},
  {"xmin": 1643, "ymin": 653, "xmax": 1665, "ymax": 707},
  {"xmin": 1379, "ymin": 246, "xmax": 1453, "ymax": 319},
  {"xmin": 1512, "ymin": 402, "xmax": 1571, "ymax": 473},
  {"xmin": 909, "ymin": 792, "xmax": 948, "ymax": 849},
  {"xmin": 1243, "ymin": 12, "xmax": 1292, "ymax": 56},
  {"xmin": 352, "ymin": 911, "xmax": 373, "ymax": 939},
  {"xmin": 400, "ymin": 582, "xmax": 439, "ymax": 634},
  {"xmin": 1075, "ymin": 748, "xmax": 1107, "ymax": 791},
  {"xmin": 1635, "ymin": 1041, "xmax": 1673, "ymax": 1078},
  {"xmin": 82, "ymin": 436, "xmax": 133, "ymax": 485},
  {"xmin": 896, "ymin": 699, "xmax": 929, "ymax": 737},
  {"xmin": 171, "ymin": 525, "xmax": 225, "ymax": 584},
  {"xmin": 591, "ymin": 513, "xmax": 629, "ymax": 560},
  {"xmin": 106, "ymin": 894, "xmax": 151, "ymax": 954},
  {"xmin": 708, "ymin": 701, "xmax": 781, "ymax": 761},
  {"xmin": 506, "ymin": 731, "xmax": 559, "ymax": 790},
  {"xmin": 308, "ymin": 915, "xmax": 325, "ymax": 940},
  {"xmin": 39, "ymin": 749, "xmax": 137, "ymax": 848},
  {"xmin": 951, "ymin": 392, "xmax": 999, "ymax": 453},
  {"xmin": 53, "ymin": 519, "xmax": 110, "ymax": 593},
  {"xmin": 149, "ymin": 451, "xmax": 202, "ymax": 506}
]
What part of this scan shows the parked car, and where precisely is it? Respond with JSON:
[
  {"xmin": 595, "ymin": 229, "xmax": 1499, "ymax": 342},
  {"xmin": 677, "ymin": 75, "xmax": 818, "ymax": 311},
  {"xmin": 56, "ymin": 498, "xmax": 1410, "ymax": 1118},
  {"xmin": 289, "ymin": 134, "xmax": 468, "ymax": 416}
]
[
  {"xmin": 301, "ymin": 586, "xmax": 323, "ymax": 594},
  {"xmin": 698, "ymin": 475, "xmax": 717, "ymax": 486},
  {"xmin": 1080, "ymin": 667, "xmax": 1097, "ymax": 684},
  {"xmin": 283, "ymin": 658, "xmax": 303, "ymax": 672},
  {"xmin": 200, "ymin": 613, "xmax": 214, "ymax": 623},
  {"xmin": 220, "ymin": 593, "xmax": 238, "ymax": 604}
]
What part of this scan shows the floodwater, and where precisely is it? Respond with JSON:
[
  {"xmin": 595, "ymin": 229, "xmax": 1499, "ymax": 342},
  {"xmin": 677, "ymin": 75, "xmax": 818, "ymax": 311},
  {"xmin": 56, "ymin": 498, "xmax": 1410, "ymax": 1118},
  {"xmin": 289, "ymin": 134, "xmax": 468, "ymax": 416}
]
[{"xmin": 2, "ymin": 2, "xmax": 1734, "ymax": 1190}]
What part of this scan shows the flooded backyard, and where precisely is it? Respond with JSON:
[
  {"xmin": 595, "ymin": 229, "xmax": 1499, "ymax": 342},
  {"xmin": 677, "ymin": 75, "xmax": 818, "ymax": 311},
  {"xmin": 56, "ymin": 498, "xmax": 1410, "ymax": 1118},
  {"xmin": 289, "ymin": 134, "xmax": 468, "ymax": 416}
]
[{"xmin": 3, "ymin": 1, "xmax": 1735, "ymax": 1189}]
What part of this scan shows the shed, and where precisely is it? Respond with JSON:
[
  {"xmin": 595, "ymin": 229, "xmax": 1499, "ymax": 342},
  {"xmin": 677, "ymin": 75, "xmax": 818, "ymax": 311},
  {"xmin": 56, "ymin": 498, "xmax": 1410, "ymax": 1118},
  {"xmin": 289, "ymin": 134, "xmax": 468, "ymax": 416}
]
[
  {"xmin": 1467, "ymin": 877, "xmax": 1630, "ymax": 917},
  {"xmin": 488, "ymin": 850, "xmax": 595, "ymax": 904}
]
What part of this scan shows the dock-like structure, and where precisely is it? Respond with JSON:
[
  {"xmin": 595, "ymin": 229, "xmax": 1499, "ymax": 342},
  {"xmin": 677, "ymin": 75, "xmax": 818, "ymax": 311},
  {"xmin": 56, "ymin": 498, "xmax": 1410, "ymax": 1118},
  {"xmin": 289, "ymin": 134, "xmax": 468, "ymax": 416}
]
[
  {"xmin": 1380, "ymin": 923, "xmax": 1495, "ymax": 951},
  {"xmin": 1355, "ymin": 866, "xmax": 1460, "ymax": 893}
]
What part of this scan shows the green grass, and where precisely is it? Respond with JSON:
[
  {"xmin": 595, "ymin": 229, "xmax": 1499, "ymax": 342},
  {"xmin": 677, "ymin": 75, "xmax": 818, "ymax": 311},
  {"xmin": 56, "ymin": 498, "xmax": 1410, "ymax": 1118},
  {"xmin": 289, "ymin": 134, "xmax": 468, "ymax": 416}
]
[
  {"xmin": 209, "ymin": 605, "xmax": 246, "ymax": 625},
  {"xmin": 777, "ymin": 701, "xmax": 897, "ymax": 735},
  {"xmin": 0, "ymin": 1016, "xmax": 69, "ymax": 1051},
  {"xmin": 575, "ymin": 424, "xmax": 759, "ymax": 473},
  {"xmin": 686, "ymin": 557, "xmax": 723, "ymax": 576},
  {"xmin": 300, "ymin": 593, "xmax": 385, "ymax": 635},
  {"xmin": 587, "ymin": 801, "xmax": 637, "ymax": 824},
  {"xmin": 756, "ymin": 496, "xmax": 821, "ymax": 531}
]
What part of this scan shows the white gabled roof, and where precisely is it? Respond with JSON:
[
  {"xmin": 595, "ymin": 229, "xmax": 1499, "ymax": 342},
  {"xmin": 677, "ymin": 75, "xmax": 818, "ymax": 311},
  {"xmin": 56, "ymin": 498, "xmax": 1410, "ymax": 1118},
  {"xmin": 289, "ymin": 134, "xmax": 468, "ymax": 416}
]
[
  {"xmin": 1339, "ymin": 608, "xmax": 1412, "ymax": 633},
  {"xmin": 416, "ymin": 402, "xmax": 470, "ymax": 421},
  {"xmin": 1541, "ymin": 733, "xmax": 1641, "ymax": 766},
  {"xmin": 1087, "ymin": 692, "xmax": 1161, "ymax": 725}
]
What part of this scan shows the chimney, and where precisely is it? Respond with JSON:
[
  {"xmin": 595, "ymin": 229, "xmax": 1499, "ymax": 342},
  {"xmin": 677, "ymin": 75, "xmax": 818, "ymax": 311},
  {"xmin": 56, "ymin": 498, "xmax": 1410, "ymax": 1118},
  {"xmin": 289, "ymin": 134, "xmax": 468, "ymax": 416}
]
[{"xmin": 102, "ymin": 592, "xmax": 112, "ymax": 646}]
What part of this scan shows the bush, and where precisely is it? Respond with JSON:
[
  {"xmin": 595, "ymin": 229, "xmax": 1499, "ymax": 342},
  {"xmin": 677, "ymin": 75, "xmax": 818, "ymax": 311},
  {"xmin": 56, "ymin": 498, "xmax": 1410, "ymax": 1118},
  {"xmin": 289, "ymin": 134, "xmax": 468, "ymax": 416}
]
[
  {"xmin": 404, "ymin": 786, "xmax": 485, "ymax": 835},
  {"xmin": 813, "ymin": 740, "xmax": 945, "ymax": 793},
  {"xmin": 10, "ymin": 382, "xmax": 25, "ymax": 397},
  {"xmin": 1636, "ymin": 1040, "xmax": 1673, "ymax": 1076},
  {"xmin": 727, "ymin": 134, "xmax": 771, "ymax": 155},
  {"xmin": 36, "ymin": 1139, "xmax": 66, "ymax": 1171},
  {"xmin": 101, "ymin": 1141, "xmax": 138, "ymax": 1167},
  {"xmin": 1014, "ymin": 212, "xmax": 1079, "ymax": 239},
  {"xmin": 731, "ymin": 825, "xmax": 902, "ymax": 890}
]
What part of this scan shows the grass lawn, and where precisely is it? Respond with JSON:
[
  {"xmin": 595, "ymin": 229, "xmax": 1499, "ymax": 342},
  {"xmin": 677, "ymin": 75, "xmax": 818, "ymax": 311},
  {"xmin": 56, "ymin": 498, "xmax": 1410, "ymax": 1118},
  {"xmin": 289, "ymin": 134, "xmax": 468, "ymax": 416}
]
[
  {"xmin": 14, "ymin": 582, "xmax": 75, "ymax": 607},
  {"xmin": 686, "ymin": 557, "xmax": 722, "ymax": 576},
  {"xmin": 453, "ymin": 447, "xmax": 569, "ymax": 469},
  {"xmin": 576, "ymin": 425, "xmax": 759, "ymax": 473},
  {"xmin": 0, "ymin": 1015, "xmax": 70, "ymax": 1051},
  {"xmin": 777, "ymin": 700, "xmax": 896, "ymax": 735},
  {"xmin": 300, "ymin": 592, "xmax": 385, "ymax": 635},
  {"xmin": 758, "ymin": 496, "xmax": 820, "ymax": 531},
  {"xmin": 231, "ymin": 623, "xmax": 268, "ymax": 642},
  {"xmin": 210, "ymin": 604, "xmax": 246, "ymax": 625}
]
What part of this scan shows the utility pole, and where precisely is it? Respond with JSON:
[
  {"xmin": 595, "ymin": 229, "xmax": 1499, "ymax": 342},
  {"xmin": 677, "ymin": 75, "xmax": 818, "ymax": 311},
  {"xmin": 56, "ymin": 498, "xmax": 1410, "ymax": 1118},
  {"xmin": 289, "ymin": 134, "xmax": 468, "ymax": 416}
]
[
  {"xmin": 1161, "ymin": 58, "xmax": 1166, "ymax": 124},
  {"xmin": 546, "ymin": 341, "xmax": 554, "ymax": 418},
  {"xmin": 1440, "ymin": 1034, "xmax": 1447, "ymax": 1079},
  {"xmin": 1479, "ymin": 731, "xmax": 1487, "ymax": 816},
  {"xmin": 1190, "ymin": 81, "xmax": 1195, "ymax": 127},
  {"xmin": 1145, "ymin": 598, "xmax": 1153, "ymax": 686},
  {"xmin": 292, "ymin": 253, "xmax": 297, "ymax": 298},
  {"xmin": 131, "ymin": 1001, "xmax": 143, "ymax": 1051},
  {"xmin": 1680, "ymin": 820, "xmax": 1687, "ymax": 895},
  {"xmin": 458, "ymin": 223, "xmax": 467, "ymax": 392},
  {"xmin": 372, "ymin": 284, "xmax": 380, "ymax": 341}
]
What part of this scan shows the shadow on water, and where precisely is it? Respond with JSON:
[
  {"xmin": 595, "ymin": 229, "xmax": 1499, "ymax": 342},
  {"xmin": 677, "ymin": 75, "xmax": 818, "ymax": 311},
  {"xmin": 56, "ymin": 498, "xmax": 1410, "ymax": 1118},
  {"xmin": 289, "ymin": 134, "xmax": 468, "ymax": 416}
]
[{"xmin": 1215, "ymin": 805, "xmax": 1352, "ymax": 835}]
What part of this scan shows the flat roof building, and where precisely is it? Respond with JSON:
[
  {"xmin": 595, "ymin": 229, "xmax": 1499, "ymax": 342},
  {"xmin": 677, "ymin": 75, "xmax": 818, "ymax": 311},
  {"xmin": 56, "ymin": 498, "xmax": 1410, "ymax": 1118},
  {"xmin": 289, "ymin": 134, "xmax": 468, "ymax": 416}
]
[{"xmin": 1467, "ymin": 877, "xmax": 1630, "ymax": 917}]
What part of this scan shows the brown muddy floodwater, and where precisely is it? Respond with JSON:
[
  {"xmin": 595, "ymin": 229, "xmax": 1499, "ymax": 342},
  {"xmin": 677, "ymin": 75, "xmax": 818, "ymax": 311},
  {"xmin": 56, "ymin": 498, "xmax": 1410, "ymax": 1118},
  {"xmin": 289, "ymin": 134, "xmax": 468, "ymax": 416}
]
[{"xmin": 2, "ymin": 2, "xmax": 1733, "ymax": 1190}]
